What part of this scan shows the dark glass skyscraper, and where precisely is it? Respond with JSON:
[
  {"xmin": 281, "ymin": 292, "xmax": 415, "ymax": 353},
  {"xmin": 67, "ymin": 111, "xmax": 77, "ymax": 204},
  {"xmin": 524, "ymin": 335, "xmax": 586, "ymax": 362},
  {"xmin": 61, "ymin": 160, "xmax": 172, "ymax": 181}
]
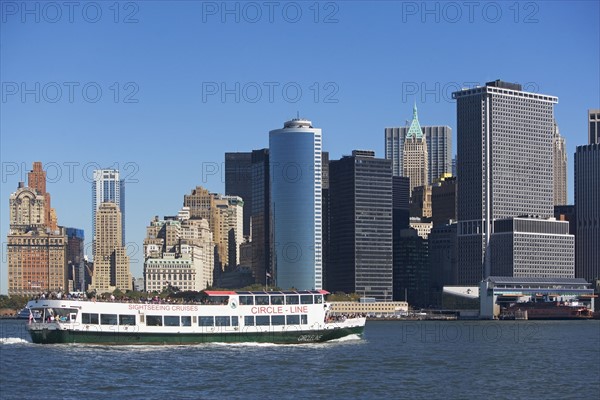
[
  {"xmin": 251, "ymin": 149, "xmax": 270, "ymax": 285},
  {"xmin": 225, "ymin": 152, "xmax": 253, "ymax": 237},
  {"xmin": 575, "ymin": 143, "xmax": 600, "ymax": 283},
  {"xmin": 329, "ymin": 150, "xmax": 393, "ymax": 300}
]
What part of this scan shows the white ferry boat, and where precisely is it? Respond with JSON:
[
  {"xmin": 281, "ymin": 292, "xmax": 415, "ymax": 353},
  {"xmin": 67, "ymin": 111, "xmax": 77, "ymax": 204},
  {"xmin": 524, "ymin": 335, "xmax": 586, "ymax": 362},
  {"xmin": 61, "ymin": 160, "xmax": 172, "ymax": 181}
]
[{"xmin": 25, "ymin": 290, "xmax": 366, "ymax": 344}]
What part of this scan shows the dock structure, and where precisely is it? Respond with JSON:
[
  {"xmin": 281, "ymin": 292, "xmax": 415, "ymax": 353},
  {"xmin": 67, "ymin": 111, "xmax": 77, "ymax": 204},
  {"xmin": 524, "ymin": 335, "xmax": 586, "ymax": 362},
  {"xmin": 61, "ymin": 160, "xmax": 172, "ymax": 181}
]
[{"xmin": 480, "ymin": 277, "xmax": 595, "ymax": 319}]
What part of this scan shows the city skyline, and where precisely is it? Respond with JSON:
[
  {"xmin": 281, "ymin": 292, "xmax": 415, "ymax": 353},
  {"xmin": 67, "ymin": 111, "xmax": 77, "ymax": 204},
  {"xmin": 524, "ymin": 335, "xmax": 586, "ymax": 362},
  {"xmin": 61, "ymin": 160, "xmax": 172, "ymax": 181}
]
[{"xmin": 2, "ymin": 2, "xmax": 599, "ymax": 294}]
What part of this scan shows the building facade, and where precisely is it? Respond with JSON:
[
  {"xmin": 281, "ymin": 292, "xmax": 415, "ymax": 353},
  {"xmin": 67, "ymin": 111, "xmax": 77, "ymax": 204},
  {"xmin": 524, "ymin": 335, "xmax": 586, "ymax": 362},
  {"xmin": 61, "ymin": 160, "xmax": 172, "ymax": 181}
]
[
  {"xmin": 431, "ymin": 174, "xmax": 456, "ymax": 226},
  {"xmin": 183, "ymin": 186, "xmax": 240, "ymax": 270},
  {"xmin": 90, "ymin": 202, "xmax": 132, "ymax": 293},
  {"xmin": 92, "ymin": 169, "xmax": 125, "ymax": 249},
  {"xmin": 269, "ymin": 118, "xmax": 322, "ymax": 290},
  {"xmin": 27, "ymin": 161, "xmax": 58, "ymax": 231},
  {"xmin": 7, "ymin": 163, "xmax": 68, "ymax": 296},
  {"xmin": 553, "ymin": 121, "xmax": 568, "ymax": 206},
  {"xmin": 385, "ymin": 115, "xmax": 452, "ymax": 184},
  {"xmin": 143, "ymin": 213, "xmax": 215, "ymax": 292},
  {"xmin": 225, "ymin": 152, "xmax": 253, "ymax": 237},
  {"xmin": 250, "ymin": 149, "xmax": 270, "ymax": 284},
  {"xmin": 428, "ymin": 222, "xmax": 458, "ymax": 306},
  {"xmin": 409, "ymin": 185, "xmax": 431, "ymax": 218},
  {"xmin": 489, "ymin": 217, "xmax": 574, "ymax": 278},
  {"xmin": 65, "ymin": 228, "xmax": 85, "ymax": 291},
  {"xmin": 453, "ymin": 80, "xmax": 557, "ymax": 284},
  {"xmin": 402, "ymin": 105, "xmax": 428, "ymax": 195},
  {"xmin": 328, "ymin": 150, "xmax": 393, "ymax": 300},
  {"xmin": 575, "ymin": 143, "xmax": 600, "ymax": 282},
  {"xmin": 393, "ymin": 227, "xmax": 429, "ymax": 307},
  {"xmin": 589, "ymin": 109, "xmax": 600, "ymax": 144},
  {"xmin": 393, "ymin": 176, "xmax": 410, "ymax": 231}
]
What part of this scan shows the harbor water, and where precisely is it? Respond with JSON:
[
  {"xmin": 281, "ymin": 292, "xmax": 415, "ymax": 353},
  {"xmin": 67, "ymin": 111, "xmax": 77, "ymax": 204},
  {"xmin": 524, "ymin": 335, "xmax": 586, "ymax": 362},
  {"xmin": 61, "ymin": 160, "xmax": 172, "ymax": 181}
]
[{"xmin": 1, "ymin": 319, "xmax": 599, "ymax": 399}]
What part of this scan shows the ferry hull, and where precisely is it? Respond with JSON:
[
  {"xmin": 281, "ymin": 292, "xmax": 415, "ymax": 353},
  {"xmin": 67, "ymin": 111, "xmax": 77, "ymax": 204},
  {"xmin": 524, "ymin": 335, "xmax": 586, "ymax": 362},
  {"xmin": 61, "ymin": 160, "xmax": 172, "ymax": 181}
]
[{"xmin": 28, "ymin": 325, "xmax": 364, "ymax": 345}]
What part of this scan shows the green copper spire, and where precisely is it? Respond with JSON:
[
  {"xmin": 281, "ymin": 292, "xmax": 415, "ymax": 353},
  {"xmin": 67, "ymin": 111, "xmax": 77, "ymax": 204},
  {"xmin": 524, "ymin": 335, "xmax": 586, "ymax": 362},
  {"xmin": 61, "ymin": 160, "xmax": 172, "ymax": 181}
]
[{"xmin": 406, "ymin": 103, "xmax": 423, "ymax": 139}]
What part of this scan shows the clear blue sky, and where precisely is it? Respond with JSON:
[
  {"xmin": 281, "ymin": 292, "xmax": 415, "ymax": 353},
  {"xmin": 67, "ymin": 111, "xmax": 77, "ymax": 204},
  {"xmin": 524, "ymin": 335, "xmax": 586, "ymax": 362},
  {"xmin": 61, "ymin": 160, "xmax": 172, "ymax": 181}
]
[{"xmin": 1, "ymin": 1, "xmax": 599, "ymax": 294}]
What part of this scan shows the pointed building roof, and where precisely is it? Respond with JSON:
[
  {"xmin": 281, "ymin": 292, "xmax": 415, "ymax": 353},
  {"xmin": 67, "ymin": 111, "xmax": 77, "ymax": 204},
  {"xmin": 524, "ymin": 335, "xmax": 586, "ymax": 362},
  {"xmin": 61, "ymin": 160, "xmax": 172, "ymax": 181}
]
[{"xmin": 406, "ymin": 103, "xmax": 423, "ymax": 139}]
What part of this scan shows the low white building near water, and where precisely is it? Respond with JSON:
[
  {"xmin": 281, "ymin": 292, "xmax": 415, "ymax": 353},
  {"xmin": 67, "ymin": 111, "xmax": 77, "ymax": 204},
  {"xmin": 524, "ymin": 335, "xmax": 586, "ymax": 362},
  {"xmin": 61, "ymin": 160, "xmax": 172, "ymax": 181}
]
[{"xmin": 329, "ymin": 301, "xmax": 409, "ymax": 316}]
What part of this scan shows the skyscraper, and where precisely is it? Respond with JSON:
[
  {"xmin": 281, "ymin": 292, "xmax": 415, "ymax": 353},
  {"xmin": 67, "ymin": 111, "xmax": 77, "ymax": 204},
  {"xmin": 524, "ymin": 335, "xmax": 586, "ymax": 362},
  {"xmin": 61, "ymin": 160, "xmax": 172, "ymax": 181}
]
[
  {"xmin": 65, "ymin": 228, "xmax": 85, "ymax": 291},
  {"xmin": 27, "ymin": 162, "xmax": 58, "ymax": 231},
  {"xmin": 431, "ymin": 174, "xmax": 456, "ymax": 226},
  {"xmin": 321, "ymin": 151, "xmax": 331, "ymax": 289},
  {"xmin": 328, "ymin": 150, "xmax": 393, "ymax": 300},
  {"xmin": 553, "ymin": 120, "xmax": 568, "ymax": 206},
  {"xmin": 90, "ymin": 202, "xmax": 132, "ymax": 293},
  {"xmin": 143, "ymin": 213, "xmax": 214, "ymax": 292},
  {"xmin": 269, "ymin": 118, "xmax": 322, "ymax": 290},
  {"xmin": 7, "ymin": 168, "xmax": 67, "ymax": 296},
  {"xmin": 250, "ymin": 149, "xmax": 270, "ymax": 284},
  {"xmin": 92, "ymin": 169, "xmax": 125, "ymax": 249},
  {"xmin": 393, "ymin": 227, "xmax": 429, "ymax": 307},
  {"xmin": 385, "ymin": 110, "xmax": 452, "ymax": 184},
  {"xmin": 490, "ymin": 217, "xmax": 574, "ymax": 278},
  {"xmin": 589, "ymin": 109, "xmax": 600, "ymax": 144},
  {"xmin": 403, "ymin": 105, "xmax": 428, "ymax": 195},
  {"xmin": 453, "ymin": 80, "xmax": 557, "ymax": 284},
  {"xmin": 575, "ymin": 143, "xmax": 600, "ymax": 283},
  {"xmin": 183, "ymin": 187, "xmax": 242, "ymax": 270},
  {"xmin": 225, "ymin": 152, "xmax": 253, "ymax": 237}
]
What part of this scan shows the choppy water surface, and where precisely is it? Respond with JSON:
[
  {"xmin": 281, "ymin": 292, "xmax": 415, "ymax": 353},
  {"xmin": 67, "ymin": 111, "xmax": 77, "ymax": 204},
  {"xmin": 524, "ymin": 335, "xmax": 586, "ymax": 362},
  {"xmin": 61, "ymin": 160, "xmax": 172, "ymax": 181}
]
[{"xmin": 1, "ymin": 319, "xmax": 599, "ymax": 399}]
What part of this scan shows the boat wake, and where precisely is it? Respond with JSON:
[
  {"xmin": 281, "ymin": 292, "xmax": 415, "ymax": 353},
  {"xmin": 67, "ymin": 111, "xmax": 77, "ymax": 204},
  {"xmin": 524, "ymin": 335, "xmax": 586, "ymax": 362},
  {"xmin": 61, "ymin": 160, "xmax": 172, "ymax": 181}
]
[
  {"xmin": 0, "ymin": 337, "xmax": 31, "ymax": 345},
  {"xmin": 328, "ymin": 334, "xmax": 363, "ymax": 343},
  {"xmin": 209, "ymin": 341, "xmax": 286, "ymax": 348}
]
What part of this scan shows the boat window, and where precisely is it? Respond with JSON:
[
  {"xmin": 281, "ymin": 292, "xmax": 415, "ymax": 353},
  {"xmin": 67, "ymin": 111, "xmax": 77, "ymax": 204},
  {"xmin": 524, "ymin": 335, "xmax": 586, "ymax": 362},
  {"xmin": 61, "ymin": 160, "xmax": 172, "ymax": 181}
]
[
  {"xmin": 181, "ymin": 316, "xmax": 192, "ymax": 327},
  {"xmin": 271, "ymin": 315, "xmax": 285, "ymax": 326},
  {"xmin": 147, "ymin": 315, "xmax": 163, "ymax": 326},
  {"xmin": 285, "ymin": 295, "xmax": 299, "ymax": 305},
  {"xmin": 215, "ymin": 316, "xmax": 230, "ymax": 326},
  {"xmin": 255, "ymin": 296, "xmax": 269, "ymax": 305},
  {"xmin": 164, "ymin": 316, "xmax": 180, "ymax": 326},
  {"xmin": 286, "ymin": 315, "xmax": 300, "ymax": 325},
  {"xmin": 232, "ymin": 316, "xmax": 239, "ymax": 327},
  {"xmin": 301, "ymin": 295, "xmax": 313, "ymax": 305},
  {"xmin": 315, "ymin": 295, "xmax": 323, "ymax": 304},
  {"xmin": 119, "ymin": 315, "xmax": 136, "ymax": 326},
  {"xmin": 239, "ymin": 296, "xmax": 254, "ymax": 305},
  {"xmin": 100, "ymin": 314, "xmax": 118, "ymax": 325},
  {"xmin": 52, "ymin": 308, "xmax": 77, "ymax": 320},
  {"xmin": 244, "ymin": 316, "xmax": 254, "ymax": 326},
  {"xmin": 82, "ymin": 313, "xmax": 99, "ymax": 324},
  {"xmin": 256, "ymin": 316, "xmax": 270, "ymax": 326},
  {"xmin": 301, "ymin": 315, "xmax": 308, "ymax": 324},
  {"xmin": 199, "ymin": 316, "xmax": 214, "ymax": 326},
  {"xmin": 207, "ymin": 296, "xmax": 229, "ymax": 305},
  {"xmin": 270, "ymin": 295, "xmax": 284, "ymax": 305}
]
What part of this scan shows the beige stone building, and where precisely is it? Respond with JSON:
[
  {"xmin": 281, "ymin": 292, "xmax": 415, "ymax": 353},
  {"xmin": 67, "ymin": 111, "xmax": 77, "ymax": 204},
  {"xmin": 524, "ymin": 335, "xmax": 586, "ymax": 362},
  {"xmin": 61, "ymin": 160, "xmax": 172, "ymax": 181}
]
[
  {"xmin": 143, "ymin": 212, "xmax": 215, "ymax": 292},
  {"xmin": 553, "ymin": 121, "xmax": 567, "ymax": 206},
  {"xmin": 7, "ymin": 163, "xmax": 66, "ymax": 296},
  {"xmin": 183, "ymin": 187, "xmax": 243, "ymax": 270},
  {"xmin": 90, "ymin": 202, "xmax": 131, "ymax": 293},
  {"xmin": 403, "ymin": 105, "xmax": 428, "ymax": 195}
]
